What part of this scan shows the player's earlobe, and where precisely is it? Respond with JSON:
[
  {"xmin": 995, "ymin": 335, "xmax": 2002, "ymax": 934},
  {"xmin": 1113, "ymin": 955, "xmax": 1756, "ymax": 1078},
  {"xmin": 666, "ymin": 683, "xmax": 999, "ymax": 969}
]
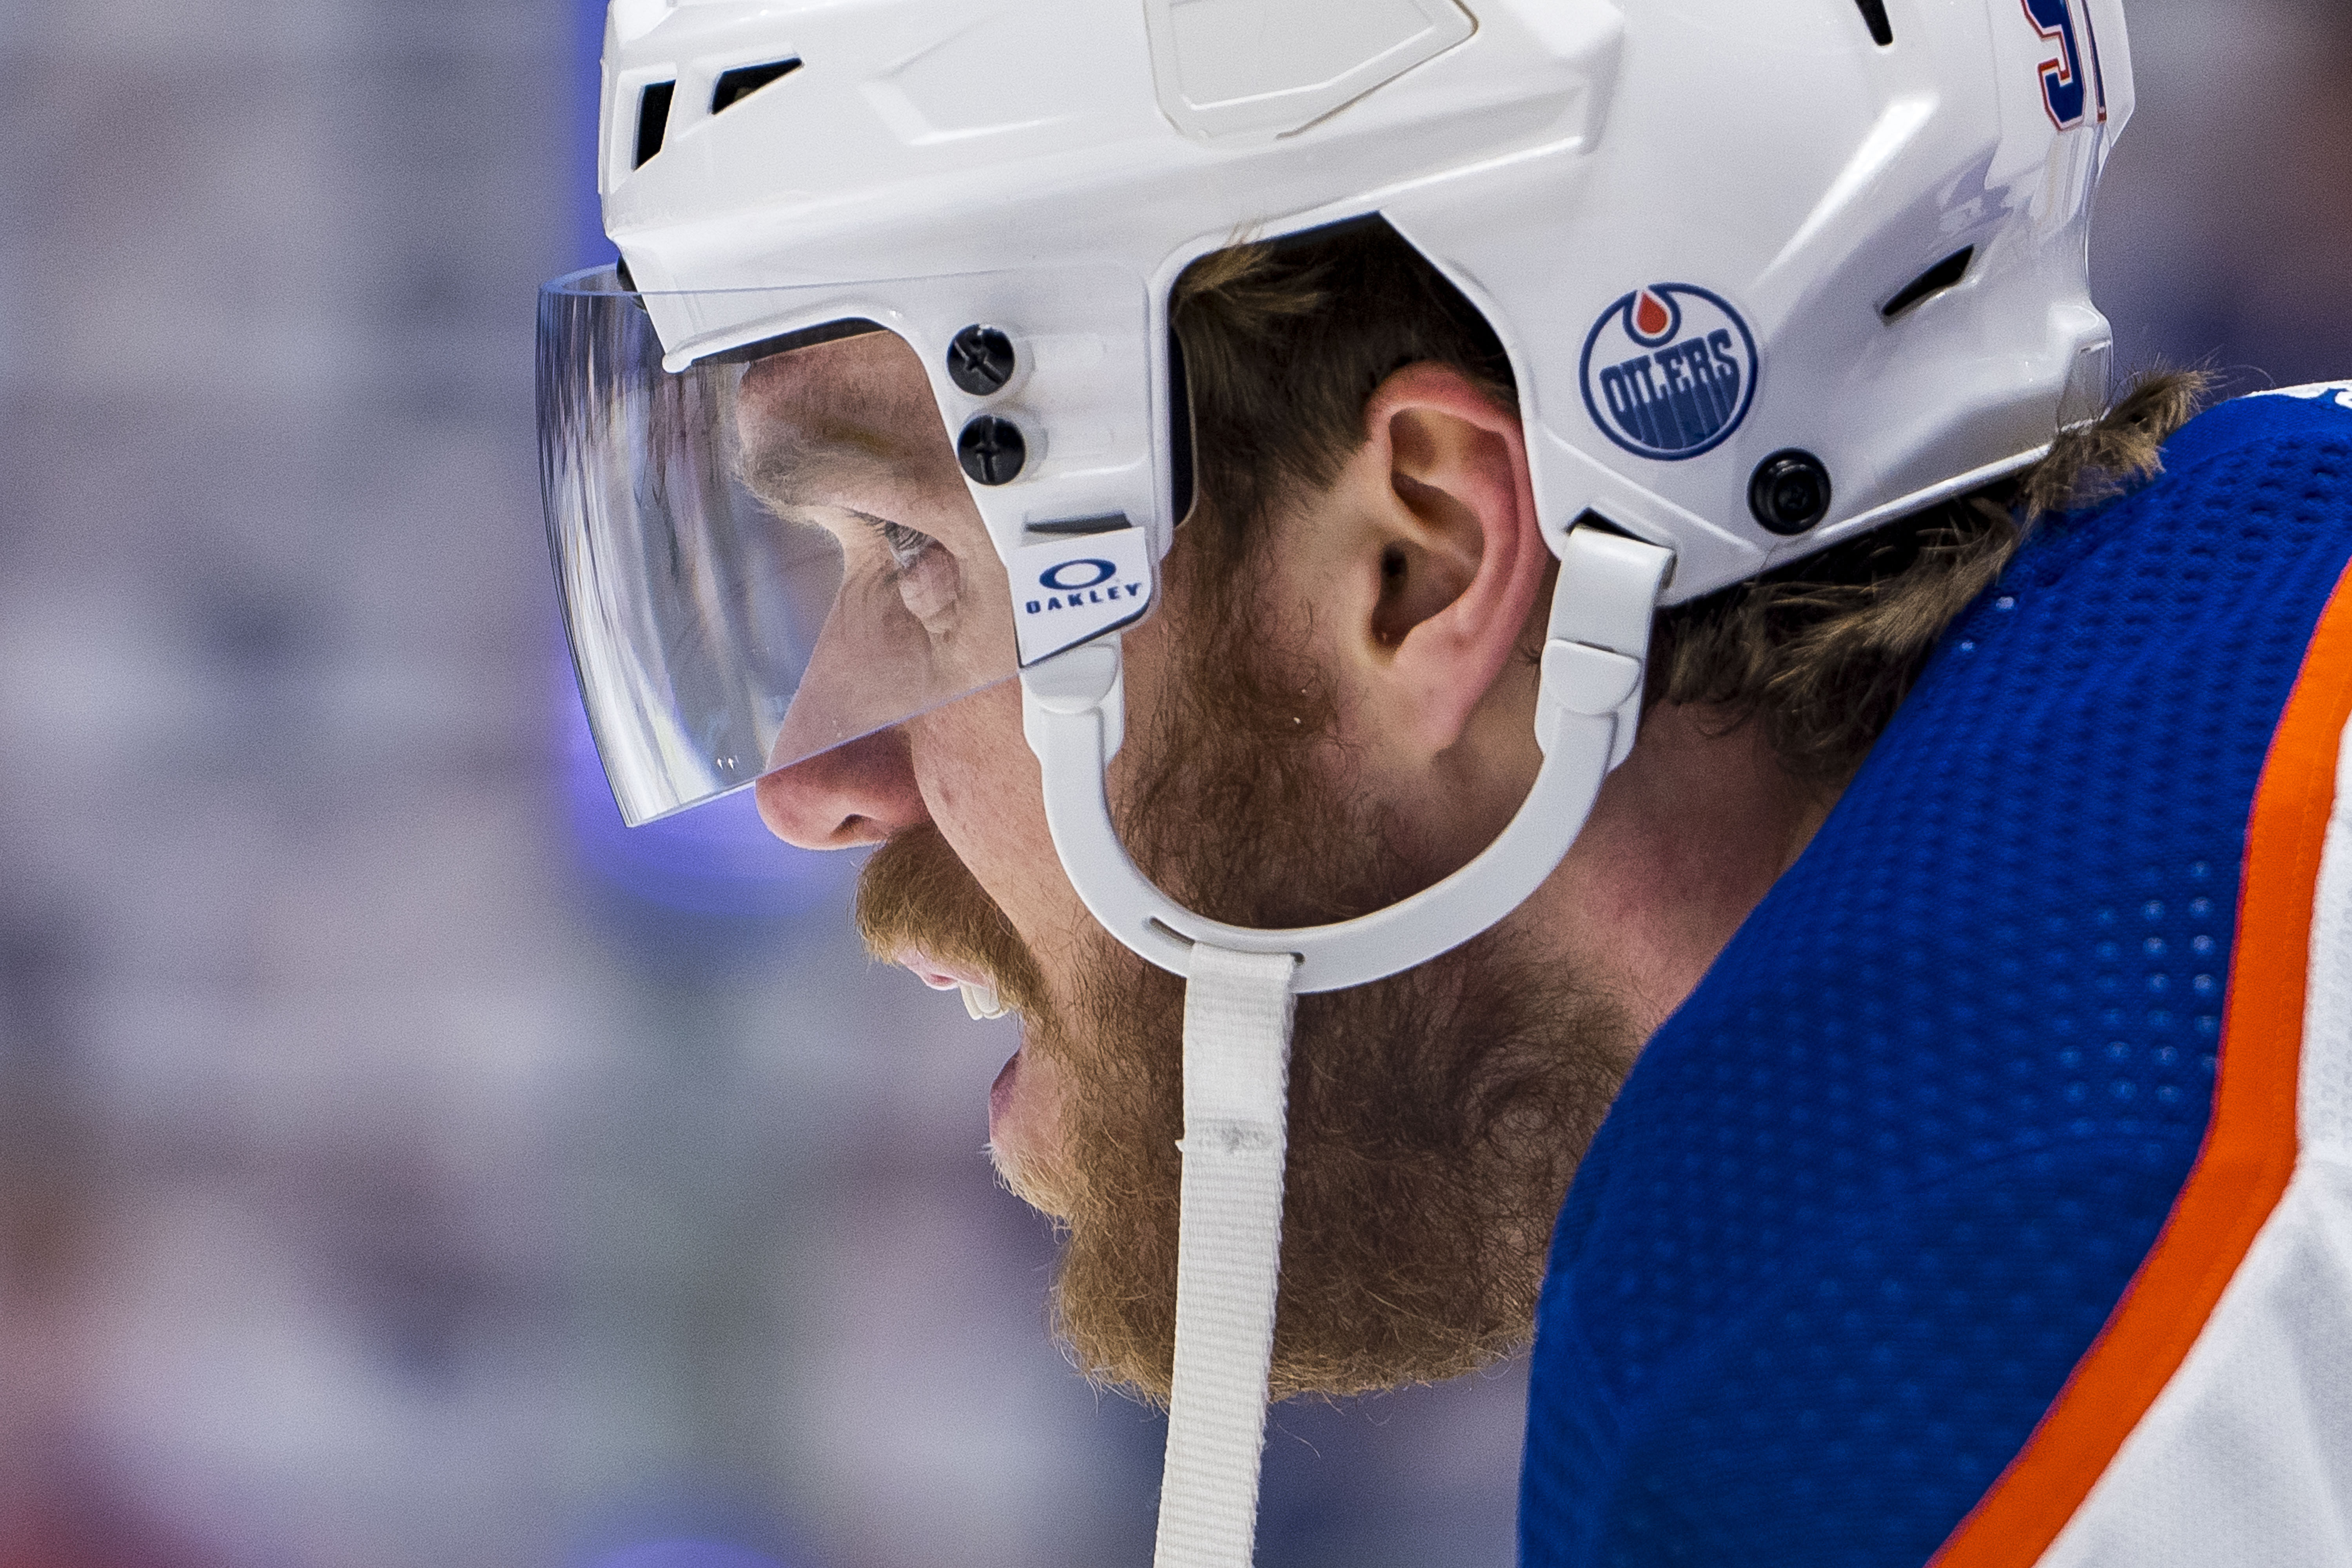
[{"xmin": 1341, "ymin": 363, "xmax": 1551, "ymax": 760}]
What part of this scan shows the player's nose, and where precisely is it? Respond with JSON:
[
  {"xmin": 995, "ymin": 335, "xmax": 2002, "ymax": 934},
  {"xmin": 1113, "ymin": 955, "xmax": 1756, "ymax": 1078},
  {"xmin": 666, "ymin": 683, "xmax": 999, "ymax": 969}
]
[{"xmin": 755, "ymin": 728, "xmax": 927, "ymax": 849}]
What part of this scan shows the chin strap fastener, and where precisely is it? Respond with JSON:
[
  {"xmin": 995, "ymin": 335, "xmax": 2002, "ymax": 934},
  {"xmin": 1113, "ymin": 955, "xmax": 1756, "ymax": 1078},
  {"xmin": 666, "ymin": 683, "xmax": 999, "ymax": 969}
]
[
  {"xmin": 1536, "ymin": 527, "xmax": 1669, "ymax": 769},
  {"xmin": 1537, "ymin": 638, "xmax": 1644, "ymax": 763}
]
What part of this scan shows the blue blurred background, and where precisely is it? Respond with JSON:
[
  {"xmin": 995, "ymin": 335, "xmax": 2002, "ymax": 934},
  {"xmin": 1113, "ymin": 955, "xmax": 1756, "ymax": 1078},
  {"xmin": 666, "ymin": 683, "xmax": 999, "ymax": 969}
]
[{"xmin": 0, "ymin": 2, "xmax": 2346, "ymax": 1564}]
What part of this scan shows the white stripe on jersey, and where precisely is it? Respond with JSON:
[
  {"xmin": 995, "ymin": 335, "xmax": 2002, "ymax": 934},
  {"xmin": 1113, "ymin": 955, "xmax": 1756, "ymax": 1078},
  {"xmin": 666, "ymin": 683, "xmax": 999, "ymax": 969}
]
[{"xmin": 2036, "ymin": 714, "xmax": 2352, "ymax": 1568}]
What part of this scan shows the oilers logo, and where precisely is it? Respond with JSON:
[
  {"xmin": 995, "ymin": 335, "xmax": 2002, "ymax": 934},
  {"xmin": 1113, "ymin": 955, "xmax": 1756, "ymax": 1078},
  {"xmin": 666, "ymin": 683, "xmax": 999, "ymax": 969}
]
[{"xmin": 1580, "ymin": 285, "xmax": 1759, "ymax": 461}]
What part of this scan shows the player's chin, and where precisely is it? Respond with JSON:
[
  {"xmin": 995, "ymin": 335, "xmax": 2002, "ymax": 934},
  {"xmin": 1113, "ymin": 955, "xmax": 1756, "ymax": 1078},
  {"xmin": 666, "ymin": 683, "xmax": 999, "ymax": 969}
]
[
  {"xmin": 987, "ymin": 1134, "xmax": 1078, "ymax": 1220},
  {"xmin": 986, "ymin": 1049, "xmax": 1078, "ymax": 1218}
]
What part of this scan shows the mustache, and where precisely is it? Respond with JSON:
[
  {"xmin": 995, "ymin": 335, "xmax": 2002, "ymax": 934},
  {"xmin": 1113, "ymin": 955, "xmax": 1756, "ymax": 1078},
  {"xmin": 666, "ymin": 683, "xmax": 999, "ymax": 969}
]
[{"xmin": 855, "ymin": 822, "xmax": 1049, "ymax": 1017}]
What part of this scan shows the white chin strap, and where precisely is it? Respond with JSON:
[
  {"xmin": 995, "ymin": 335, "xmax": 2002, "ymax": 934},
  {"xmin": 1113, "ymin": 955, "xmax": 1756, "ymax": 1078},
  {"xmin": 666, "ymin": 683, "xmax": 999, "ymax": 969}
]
[{"xmin": 1020, "ymin": 525, "xmax": 1674, "ymax": 1567}]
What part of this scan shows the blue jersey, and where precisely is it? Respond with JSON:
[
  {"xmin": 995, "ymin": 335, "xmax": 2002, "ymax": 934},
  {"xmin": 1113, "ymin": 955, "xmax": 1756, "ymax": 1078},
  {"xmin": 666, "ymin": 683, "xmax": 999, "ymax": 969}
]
[{"xmin": 1521, "ymin": 385, "xmax": 2352, "ymax": 1567}]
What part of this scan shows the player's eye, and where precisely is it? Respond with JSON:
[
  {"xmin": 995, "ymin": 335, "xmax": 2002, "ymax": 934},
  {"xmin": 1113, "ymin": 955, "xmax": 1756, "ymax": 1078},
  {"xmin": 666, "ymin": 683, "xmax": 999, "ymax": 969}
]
[
  {"xmin": 866, "ymin": 517, "xmax": 959, "ymax": 627},
  {"xmin": 875, "ymin": 518, "xmax": 937, "ymax": 572}
]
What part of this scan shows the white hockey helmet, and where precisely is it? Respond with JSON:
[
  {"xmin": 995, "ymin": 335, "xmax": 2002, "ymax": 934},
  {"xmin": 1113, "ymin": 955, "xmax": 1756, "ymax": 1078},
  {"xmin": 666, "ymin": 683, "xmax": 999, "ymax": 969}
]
[
  {"xmin": 539, "ymin": 0, "xmax": 2129, "ymax": 1555},
  {"xmin": 543, "ymin": 0, "xmax": 2128, "ymax": 979}
]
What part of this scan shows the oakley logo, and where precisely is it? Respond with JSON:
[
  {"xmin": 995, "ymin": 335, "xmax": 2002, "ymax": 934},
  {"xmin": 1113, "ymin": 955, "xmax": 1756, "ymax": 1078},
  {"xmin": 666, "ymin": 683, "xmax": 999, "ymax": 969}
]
[
  {"xmin": 1041, "ymin": 559, "xmax": 1117, "ymax": 592},
  {"xmin": 1010, "ymin": 526, "xmax": 1153, "ymax": 666},
  {"xmin": 1026, "ymin": 557, "xmax": 1143, "ymax": 618}
]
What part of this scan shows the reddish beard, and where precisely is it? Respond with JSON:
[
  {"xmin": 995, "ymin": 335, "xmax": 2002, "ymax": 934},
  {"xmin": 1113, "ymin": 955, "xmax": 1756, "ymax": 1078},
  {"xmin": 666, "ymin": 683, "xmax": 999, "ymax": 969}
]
[{"xmin": 856, "ymin": 553, "xmax": 1635, "ymax": 1402}]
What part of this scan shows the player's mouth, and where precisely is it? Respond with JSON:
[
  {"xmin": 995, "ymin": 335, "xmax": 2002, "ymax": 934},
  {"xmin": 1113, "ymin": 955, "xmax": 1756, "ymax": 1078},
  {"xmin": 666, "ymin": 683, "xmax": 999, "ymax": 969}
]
[
  {"xmin": 989, "ymin": 1049, "xmax": 1024, "ymax": 1142},
  {"xmin": 894, "ymin": 947, "xmax": 1009, "ymax": 1020},
  {"xmin": 895, "ymin": 946, "xmax": 1051, "ymax": 1168}
]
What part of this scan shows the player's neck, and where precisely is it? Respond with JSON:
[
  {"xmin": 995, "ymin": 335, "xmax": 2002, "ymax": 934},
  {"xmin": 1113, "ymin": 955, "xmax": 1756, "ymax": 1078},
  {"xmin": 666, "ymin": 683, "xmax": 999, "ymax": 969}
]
[{"xmin": 1512, "ymin": 700, "xmax": 1840, "ymax": 1043}]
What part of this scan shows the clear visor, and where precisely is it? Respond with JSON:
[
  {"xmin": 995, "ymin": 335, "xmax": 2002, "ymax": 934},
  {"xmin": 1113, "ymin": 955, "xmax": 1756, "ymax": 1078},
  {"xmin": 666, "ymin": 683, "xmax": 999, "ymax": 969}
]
[{"xmin": 537, "ymin": 268, "xmax": 1020, "ymax": 826}]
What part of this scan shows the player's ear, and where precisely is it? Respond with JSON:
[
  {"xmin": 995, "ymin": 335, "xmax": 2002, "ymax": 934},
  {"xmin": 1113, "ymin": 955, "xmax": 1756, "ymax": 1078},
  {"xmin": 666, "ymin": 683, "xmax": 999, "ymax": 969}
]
[{"xmin": 1323, "ymin": 361, "xmax": 1551, "ymax": 759}]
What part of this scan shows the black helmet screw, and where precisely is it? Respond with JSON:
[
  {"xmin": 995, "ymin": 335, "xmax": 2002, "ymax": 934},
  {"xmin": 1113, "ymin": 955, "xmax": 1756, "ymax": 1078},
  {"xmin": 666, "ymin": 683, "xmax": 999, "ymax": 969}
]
[
  {"xmin": 1749, "ymin": 450, "xmax": 1834, "ymax": 536},
  {"xmin": 958, "ymin": 415, "xmax": 1027, "ymax": 486},
  {"xmin": 947, "ymin": 325, "xmax": 1018, "ymax": 396}
]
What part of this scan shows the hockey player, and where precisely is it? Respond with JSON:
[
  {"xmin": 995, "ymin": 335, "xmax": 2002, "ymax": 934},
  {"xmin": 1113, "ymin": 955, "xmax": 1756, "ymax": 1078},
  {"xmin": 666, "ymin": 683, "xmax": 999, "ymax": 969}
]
[{"xmin": 539, "ymin": 0, "xmax": 2352, "ymax": 1562}]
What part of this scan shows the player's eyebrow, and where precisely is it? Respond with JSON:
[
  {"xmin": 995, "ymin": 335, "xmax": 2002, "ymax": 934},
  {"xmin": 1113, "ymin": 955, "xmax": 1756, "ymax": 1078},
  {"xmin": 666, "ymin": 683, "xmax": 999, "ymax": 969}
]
[
  {"xmin": 740, "ymin": 418, "xmax": 910, "ymax": 514},
  {"xmin": 739, "ymin": 435, "xmax": 809, "ymax": 512},
  {"xmin": 741, "ymin": 430, "xmax": 849, "ymax": 512}
]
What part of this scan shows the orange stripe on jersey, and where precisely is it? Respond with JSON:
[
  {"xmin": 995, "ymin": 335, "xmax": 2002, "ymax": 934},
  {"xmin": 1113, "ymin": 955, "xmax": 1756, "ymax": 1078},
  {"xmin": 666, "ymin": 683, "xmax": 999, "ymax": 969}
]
[{"xmin": 1929, "ymin": 557, "xmax": 2352, "ymax": 1568}]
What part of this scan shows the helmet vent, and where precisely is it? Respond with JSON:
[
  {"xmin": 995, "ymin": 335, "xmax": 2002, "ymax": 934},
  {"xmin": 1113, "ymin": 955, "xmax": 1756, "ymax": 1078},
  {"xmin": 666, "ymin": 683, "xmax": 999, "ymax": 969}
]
[
  {"xmin": 712, "ymin": 60, "xmax": 803, "ymax": 115},
  {"xmin": 1852, "ymin": 0, "xmax": 1895, "ymax": 47},
  {"xmin": 1881, "ymin": 247, "xmax": 1975, "ymax": 320},
  {"xmin": 633, "ymin": 80, "xmax": 675, "ymax": 168}
]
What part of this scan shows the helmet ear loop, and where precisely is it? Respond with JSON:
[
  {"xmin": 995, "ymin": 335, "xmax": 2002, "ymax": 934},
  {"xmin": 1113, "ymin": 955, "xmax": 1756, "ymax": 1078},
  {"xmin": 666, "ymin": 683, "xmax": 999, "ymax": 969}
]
[{"xmin": 1018, "ymin": 522, "xmax": 1676, "ymax": 994}]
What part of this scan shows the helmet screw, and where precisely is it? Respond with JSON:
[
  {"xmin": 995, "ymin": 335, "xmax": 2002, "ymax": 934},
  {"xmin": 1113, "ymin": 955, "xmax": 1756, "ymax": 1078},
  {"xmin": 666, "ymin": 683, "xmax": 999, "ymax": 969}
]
[
  {"xmin": 958, "ymin": 415, "xmax": 1027, "ymax": 486},
  {"xmin": 1749, "ymin": 450, "xmax": 1833, "ymax": 535},
  {"xmin": 947, "ymin": 325, "xmax": 1018, "ymax": 396}
]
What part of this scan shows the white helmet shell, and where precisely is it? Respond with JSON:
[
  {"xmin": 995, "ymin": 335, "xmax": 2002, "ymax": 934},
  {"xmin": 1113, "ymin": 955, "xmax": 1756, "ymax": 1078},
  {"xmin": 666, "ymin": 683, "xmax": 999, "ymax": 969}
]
[{"xmin": 598, "ymin": 0, "xmax": 2130, "ymax": 604}]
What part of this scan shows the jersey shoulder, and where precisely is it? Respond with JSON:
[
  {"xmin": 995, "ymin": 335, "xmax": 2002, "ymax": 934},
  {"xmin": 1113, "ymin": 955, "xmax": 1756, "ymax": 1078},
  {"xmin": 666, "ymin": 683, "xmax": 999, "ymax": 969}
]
[
  {"xmin": 1519, "ymin": 388, "xmax": 2352, "ymax": 1568},
  {"xmin": 2153, "ymin": 379, "xmax": 2352, "ymax": 481},
  {"xmin": 1987, "ymin": 378, "xmax": 2352, "ymax": 631},
  {"xmin": 2241, "ymin": 380, "xmax": 2352, "ymax": 411}
]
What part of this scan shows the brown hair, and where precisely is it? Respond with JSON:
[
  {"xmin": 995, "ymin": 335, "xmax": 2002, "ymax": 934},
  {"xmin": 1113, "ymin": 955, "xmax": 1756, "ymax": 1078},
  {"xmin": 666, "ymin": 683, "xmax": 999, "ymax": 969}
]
[{"xmin": 1170, "ymin": 220, "xmax": 2209, "ymax": 786}]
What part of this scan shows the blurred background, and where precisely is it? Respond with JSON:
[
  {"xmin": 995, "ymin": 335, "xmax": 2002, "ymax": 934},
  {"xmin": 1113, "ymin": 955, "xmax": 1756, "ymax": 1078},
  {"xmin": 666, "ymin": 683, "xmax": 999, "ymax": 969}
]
[{"xmin": 0, "ymin": 2, "xmax": 2346, "ymax": 1565}]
